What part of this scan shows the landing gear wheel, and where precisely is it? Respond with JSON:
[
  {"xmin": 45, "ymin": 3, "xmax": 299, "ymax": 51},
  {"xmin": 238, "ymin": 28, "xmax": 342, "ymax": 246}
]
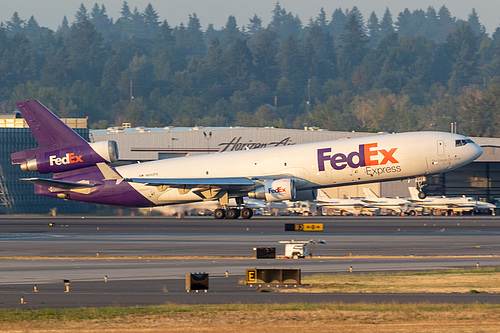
[
  {"xmin": 418, "ymin": 186, "xmax": 427, "ymax": 200},
  {"xmin": 415, "ymin": 177, "xmax": 427, "ymax": 199},
  {"xmin": 213, "ymin": 209, "xmax": 226, "ymax": 219},
  {"xmin": 225, "ymin": 208, "xmax": 240, "ymax": 219},
  {"xmin": 240, "ymin": 208, "xmax": 253, "ymax": 219}
]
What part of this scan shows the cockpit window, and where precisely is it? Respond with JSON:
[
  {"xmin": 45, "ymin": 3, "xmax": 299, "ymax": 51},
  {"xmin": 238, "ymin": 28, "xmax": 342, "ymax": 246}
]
[{"xmin": 455, "ymin": 138, "xmax": 475, "ymax": 146}]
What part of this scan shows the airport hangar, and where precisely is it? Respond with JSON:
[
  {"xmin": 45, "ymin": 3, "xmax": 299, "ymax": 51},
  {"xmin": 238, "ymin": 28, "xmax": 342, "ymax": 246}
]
[{"xmin": 0, "ymin": 113, "xmax": 499, "ymax": 214}]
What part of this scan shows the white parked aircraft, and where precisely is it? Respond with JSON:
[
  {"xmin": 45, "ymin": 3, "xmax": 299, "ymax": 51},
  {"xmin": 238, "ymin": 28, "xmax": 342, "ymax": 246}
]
[
  {"xmin": 12, "ymin": 101, "xmax": 483, "ymax": 219},
  {"xmin": 316, "ymin": 189, "xmax": 378, "ymax": 215},
  {"xmin": 408, "ymin": 187, "xmax": 496, "ymax": 215},
  {"xmin": 362, "ymin": 188, "xmax": 410, "ymax": 215}
]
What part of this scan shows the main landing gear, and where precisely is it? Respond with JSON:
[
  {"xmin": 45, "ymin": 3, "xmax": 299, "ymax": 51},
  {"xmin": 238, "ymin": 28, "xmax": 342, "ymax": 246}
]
[{"xmin": 213, "ymin": 207, "xmax": 254, "ymax": 220}]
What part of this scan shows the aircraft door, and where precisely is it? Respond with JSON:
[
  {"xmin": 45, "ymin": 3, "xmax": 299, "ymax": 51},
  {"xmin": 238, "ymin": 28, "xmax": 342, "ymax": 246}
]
[{"xmin": 437, "ymin": 140, "xmax": 445, "ymax": 156}]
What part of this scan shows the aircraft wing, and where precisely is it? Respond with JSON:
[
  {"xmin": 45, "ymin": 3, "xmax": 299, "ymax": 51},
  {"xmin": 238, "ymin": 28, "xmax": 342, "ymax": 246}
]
[
  {"xmin": 125, "ymin": 177, "xmax": 257, "ymax": 189},
  {"xmin": 21, "ymin": 178, "xmax": 97, "ymax": 189}
]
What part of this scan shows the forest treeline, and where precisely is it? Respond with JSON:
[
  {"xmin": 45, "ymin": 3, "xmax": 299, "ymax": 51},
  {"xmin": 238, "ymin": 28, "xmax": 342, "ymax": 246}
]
[{"xmin": 1, "ymin": 2, "xmax": 500, "ymax": 137}]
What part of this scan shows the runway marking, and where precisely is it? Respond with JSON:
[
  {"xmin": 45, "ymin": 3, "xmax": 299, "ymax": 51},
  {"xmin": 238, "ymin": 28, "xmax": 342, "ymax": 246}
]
[{"xmin": 0, "ymin": 255, "xmax": 498, "ymax": 260}]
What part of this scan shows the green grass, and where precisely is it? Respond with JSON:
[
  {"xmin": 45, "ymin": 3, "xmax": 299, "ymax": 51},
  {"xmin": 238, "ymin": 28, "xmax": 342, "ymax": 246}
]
[{"xmin": 1, "ymin": 303, "xmax": 500, "ymax": 323}]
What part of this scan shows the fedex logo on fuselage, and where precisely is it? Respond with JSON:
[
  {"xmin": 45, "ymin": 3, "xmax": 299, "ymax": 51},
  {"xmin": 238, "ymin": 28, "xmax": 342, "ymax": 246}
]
[
  {"xmin": 317, "ymin": 143, "xmax": 398, "ymax": 171},
  {"xmin": 49, "ymin": 153, "xmax": 83, "ymax": 166}
]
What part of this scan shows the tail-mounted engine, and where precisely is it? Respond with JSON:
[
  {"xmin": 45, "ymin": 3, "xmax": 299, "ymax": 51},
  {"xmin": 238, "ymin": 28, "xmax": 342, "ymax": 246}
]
[
  {"xmin": 18, "ymin": 140, "xmax": 118, "ymax": 174},
  {"xmin": 248, "ymin": 178, "xmax": 296, "ymax": 202}
]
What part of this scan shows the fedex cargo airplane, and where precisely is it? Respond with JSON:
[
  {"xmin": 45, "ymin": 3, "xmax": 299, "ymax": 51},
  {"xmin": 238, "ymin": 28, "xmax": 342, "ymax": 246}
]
[{"xmin": 11, "ymin": 100, "xmax": 483, "ymax": 219}]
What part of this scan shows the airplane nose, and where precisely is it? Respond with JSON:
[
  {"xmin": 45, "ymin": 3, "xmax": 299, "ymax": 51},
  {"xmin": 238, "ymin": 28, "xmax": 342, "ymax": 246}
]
[{"xmin": 472, "ymin": 143, "xmax": 483, "ymax": 160}]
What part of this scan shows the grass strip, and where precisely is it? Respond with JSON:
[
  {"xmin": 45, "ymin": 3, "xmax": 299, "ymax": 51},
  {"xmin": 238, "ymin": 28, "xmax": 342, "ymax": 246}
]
[
  {"xmin": 1, "ymin": 303, "xmax": 500, "ymax": 323},
  {"xmin": 287, "ymin": 267, "xmax": 500, "ymax": 293}
]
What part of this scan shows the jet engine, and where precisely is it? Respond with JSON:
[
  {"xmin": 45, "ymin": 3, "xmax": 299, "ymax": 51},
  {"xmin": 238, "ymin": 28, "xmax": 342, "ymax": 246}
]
[
  {"xmin": 294, "ymin": 189, "xmax": 317, "ymax": 201},
  {"xmin": 248, "ymin": 178, "xmax": 296, "ymax": 202},
  {"xmin": 20, "ymin": 140, "xmax": 118, "ymax": 174}
]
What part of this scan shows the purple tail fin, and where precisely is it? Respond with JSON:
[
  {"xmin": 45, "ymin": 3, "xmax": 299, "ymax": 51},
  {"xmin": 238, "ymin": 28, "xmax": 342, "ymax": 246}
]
[
  {"xmin": 11, "ymin": 100, "xmax": 118, "ymax": 174},
  {"xmin": 17, "ymin": 100, "xmax": 87, "ymax": 148},
  {"xmin": 11, "ymin": 101, "xmax": 88, "ymax": 164}
]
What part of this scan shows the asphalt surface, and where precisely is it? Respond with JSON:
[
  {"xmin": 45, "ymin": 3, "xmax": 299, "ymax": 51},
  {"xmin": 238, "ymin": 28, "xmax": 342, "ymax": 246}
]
[{"xmin": 1, "ymin": 215, "xmax": 500, "ymax": 308}]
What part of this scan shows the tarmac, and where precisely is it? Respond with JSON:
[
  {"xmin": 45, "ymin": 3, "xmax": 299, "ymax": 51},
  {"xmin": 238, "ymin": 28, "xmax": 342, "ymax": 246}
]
[{"xmin": 1, "ymin": 215, "xmax": 499, "ymax": 308}]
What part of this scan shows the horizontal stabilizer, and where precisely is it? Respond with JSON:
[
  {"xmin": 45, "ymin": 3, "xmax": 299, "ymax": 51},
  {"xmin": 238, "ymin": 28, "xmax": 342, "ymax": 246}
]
[
  {"xmin": 21, "ymin": 178, "xmax": 97, "ymax": 189},
  {"xmin": 125, "ymin": 177, "xmax": 255, "ymax": 188}
]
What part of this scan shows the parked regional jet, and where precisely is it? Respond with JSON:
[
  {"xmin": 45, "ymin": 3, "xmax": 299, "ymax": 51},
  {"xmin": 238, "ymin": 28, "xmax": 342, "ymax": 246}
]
[
  {"xmin": 12, "ymin": 101, "xmax": 483, "ymax": 219},
  {"xmin": 408, "ymin": 187, "xmax": 496, "ymax": 215},
  {"xmin": 362, "ymin": 188, "xmax": 410, "ymax": 214},
  {"xmin": 316, "ymin": 189, "xmax": 378, "ymax": 215}
]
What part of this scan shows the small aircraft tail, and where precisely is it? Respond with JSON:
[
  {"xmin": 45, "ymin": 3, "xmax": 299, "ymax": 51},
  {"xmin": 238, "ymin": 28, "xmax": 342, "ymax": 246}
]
[
  {"xmin": 362, "ymin": 188, "xmax": 379, "ymax": 199},
  {"xmin": 11, "ymin": 100, "xmax": 119, "ymax": 174},
  {"xmin": 408, "ymin": 187, "xmax": 420, "ymax": 200},
  {"xmin": 316, "ymin": 189, "xmax": 331, "ymax": 201}
]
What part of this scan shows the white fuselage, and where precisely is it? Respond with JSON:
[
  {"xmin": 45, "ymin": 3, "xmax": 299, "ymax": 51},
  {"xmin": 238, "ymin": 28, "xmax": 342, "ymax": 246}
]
[{"xmin": 114, "ymin": 131, "xmax": 483, "ymax": 206}]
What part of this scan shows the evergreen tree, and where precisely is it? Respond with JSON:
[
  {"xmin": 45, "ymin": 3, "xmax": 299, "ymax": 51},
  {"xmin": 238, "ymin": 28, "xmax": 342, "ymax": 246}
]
[
  {"xmin": 56, "ymin": 16, "xmax": 71, "ymax": 39},
  {"xmin": 380, "ymin": 8, "xmax": 394, "ymax": 38},
  {"xmin": 395, "ymin": 9, "xmax": 411, "ymax": 36},
  {"xmin": 446, "ymin": 23, "xmax": 480, "ymax": 92},
  {"xmin": 223, "ymin": 38, "xmax": 254, "ymax": 91},
  {"xmin": 90, "ymin": 4, "xmax": 113, "ymax": 35},
  {"xmin": 201, "ymin": 37, "xmax": 226, "ymax": 87},
  {"xmin": 13, "ymin": 34, "xmax": 37, "ymax": 86},
  {"xmin": 100, "ymin": 54, "xmax": 123, "ymax": 107},
  {"xmin": 268, "ymin": 2, "xmax": 302, "ymax": 43},
  {"xmin": 252, "ymin": 29, "xmax": 279, "ymax": 89},
  {"xmin": 302, "ymin": 26, "xmax": 335, "ymax": 82},
  {"xmin": 66, "ymin": 17, "xmax": 104, "ymax": 84},
  {"xmin": 221, "ymin": 16, "xmax": 241, "ymax": 49},
  {"xmin": 277, "ymin": 34, "xmax": 305, "ymax": 96},
  {"xmin": 247, "ymin": 14, "xmax": 263, "ymax": 37},
  {"xmin": 186, "ymin": 13, "xmax": 205, "ymax": 57},
  {"xmin": 436, "ymin": 6, "xmax": 456, "ymax": 42},
  {"xmin": 6, "ymin": 12, "xmax": 25, "ymax": 35},
  {"xmin": 75, "ymin": 4, "xmax": 89, "ymax": 23},
  {"xmin": 423, "ymin": 7, "xmax": 439, "ymax": 41},
  {"xmin": 143, "ymin": 3, "xmax": 160, "ymax": 36},
  {"xmin": 337, "ymin": 11, "xmax": 368, "ymax": 79},
  {"xmin": 367, "ymin": 11, "xmax": 380, "ymax": 48},
  {"xmin": 315, "ymin": 8, "xmax": 328, "ymax": 30},
  {"xmin": 328, "ymin": 8, "xmax": 347, "ymax": 46}
]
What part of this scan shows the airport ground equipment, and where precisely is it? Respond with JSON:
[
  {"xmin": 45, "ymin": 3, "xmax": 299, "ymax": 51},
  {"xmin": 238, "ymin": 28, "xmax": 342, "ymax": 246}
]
[
  {"xmin": 284, "ymin": 223, "xmax": 323, "ymax": 232},
  {"xmin": 246, "ymin": 268, "xmax": 301, "ymax": 286},
  {"xmin": 253, "ymin": 247, "xmax": 276, "ymax": 259},
  {"xmin": 279, "ymin": 239, "xmax": 325, "ymax": 258},
  {"xmin": 185, "ymin": 273, "xmax": 209, "ymax": 292}
]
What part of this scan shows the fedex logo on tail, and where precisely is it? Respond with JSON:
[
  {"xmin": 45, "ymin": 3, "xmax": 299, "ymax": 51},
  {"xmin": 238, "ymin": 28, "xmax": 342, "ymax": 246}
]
[
  {"xmin": 49, "ymin": 153, "xmax": 83, "ymax": 166},
  {"xmin": 317, "ymin": 143, "xmax": 398, "ymax": 171}
]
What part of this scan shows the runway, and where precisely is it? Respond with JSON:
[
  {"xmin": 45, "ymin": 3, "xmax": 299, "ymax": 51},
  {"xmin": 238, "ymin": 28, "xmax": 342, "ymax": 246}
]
[{"xmin": 1, "ymin": 215, "xmax": 499, "ymax": 308}]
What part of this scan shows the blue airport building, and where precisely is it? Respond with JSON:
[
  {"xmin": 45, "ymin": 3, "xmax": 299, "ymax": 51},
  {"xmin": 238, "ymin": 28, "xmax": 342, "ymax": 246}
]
[{"xmin": 0, "ymin": 114, "xmax": 95, "ymax": 214}]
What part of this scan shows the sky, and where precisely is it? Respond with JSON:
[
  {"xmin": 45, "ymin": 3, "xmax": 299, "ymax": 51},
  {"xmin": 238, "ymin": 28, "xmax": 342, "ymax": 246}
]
[{"xmin": 1, "ymin": 0, "xmax": 500, "ymax": 34}]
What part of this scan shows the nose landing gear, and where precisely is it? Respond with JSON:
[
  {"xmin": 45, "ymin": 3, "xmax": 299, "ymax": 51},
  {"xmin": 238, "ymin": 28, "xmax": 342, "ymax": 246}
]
[{"xmin": 416, "ymin": 176, "xmax": 428, "ymax": 199}]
